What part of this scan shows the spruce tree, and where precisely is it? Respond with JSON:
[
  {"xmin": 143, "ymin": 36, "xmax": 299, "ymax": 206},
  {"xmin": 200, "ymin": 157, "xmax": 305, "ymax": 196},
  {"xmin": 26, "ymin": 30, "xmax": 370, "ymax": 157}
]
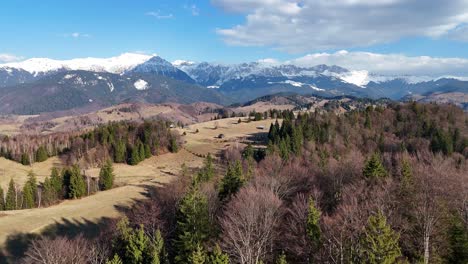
[
  {"xmin": 197, "ymin": 154, "xmax": 215, "ymax": 183},
  {"xmin": 218, "ymin": 161, "xmax": 244, "ymax": 201},
  {"xmin": 363, "ymin": 153, "xmax": 387, "ymax": 179},
  {"xmin": 22, "ymin": 173, "xmax": 36, "ymax": 209},
  {"xmin": 447, "ymin": 214, "xmax": 468, "ymax": 264},
  {"xmin": 307, "ymin": 197, "xmax": 322, "ymax": 250},
  {"xmin": 106, "ymin": 255, "xmax": 123, "ymax": 264},
  {"xmin": 68, "ymin": 165, "xmax": 86, "ymax": 199},
  {"xmin": 42, "ymin": 176, "xmax": 56, "ymax": 206},
  {"xmin": 5, "ymin": 178, "xmax": 17, "ymax": 210},
  {"xmin": 207, "ymin": 244, "xmax": 229, "ymax": 264},
  {"xmin": 169, "ymin": 137, "xmax": 179, "ymax": 153},
  {"xmin": 358, "ymin": 211, "xmax": 401, "ymax": 264},
  {"xmin": 21, "ymin": 153, "xmax": 30, "ymax": 165},
  {"xmin": 144, "ymin": 144, "xmax": 152, "ymax": 159},
  {"xmin": 129, "ymin": 146, "xmax": 141, "ymax": 165},
  {"xmin": 50, "ymin": 167, "xmax": 63, "ymax": 199},
  {"xmin": 174, "ymin": 186, "xmax": 211, "ymax": 263},
  {"xmin": 276, "ymin": 252, "xmax": 288, "ymax": 264},
  {"xmin": 0, "ymin": 186, "xmax": 4, "ymax": 210},
  {"xmin": 35, "ymin": 146, "xmax": 48, "ymax": 162},
  {"xmin": 113, "ymin": 140, "xmax": 127, "ymax": 163},
  {"xmin": 99, "ymin": 159, "xmax": 115, "ymax": 191},
  {"xmin": 189, "ymin": 244, "xmax": 207, "ymax": 264}
]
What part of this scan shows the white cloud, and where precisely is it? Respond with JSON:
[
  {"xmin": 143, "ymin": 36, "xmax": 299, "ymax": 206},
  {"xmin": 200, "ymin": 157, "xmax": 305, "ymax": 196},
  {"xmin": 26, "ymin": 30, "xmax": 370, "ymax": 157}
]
[
  {"xmin": 0, "ymin": 53, "xmax": 23, "ymax": 63},
  {"xmin": 146, "ymin": 11, "xmax": 174, "ymax": 19},
  {"xmin": 65, "ymin": 32, "xmax": 91, "ymax": 38},
  {"xmin": 287, "ymin": 50, "xmax": 468, "ymax": 77},
  {"xmin": 185, "ymin": 4, "xmax": 200, "ymax": 16},
  {"xmin": 213, "ymin": 0, "xmax": 468, "ymax": 52}
]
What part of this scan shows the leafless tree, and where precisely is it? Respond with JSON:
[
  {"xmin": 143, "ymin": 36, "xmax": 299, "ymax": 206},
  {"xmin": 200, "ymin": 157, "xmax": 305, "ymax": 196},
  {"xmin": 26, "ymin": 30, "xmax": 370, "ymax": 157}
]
[
  {"xmin": 220, "ymin": 185, "xmax": 282, "ymax": 264},
  {"xmin": 21, "ymin": 236, "xmax": 91, "ymax": 264}
]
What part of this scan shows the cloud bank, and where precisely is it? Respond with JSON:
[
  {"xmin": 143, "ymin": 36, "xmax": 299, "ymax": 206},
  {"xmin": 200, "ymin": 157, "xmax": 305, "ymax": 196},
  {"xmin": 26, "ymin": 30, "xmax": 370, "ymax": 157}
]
[{"xmin": 213, "ymin": 0, "xmax": 468, "ymax": 52}]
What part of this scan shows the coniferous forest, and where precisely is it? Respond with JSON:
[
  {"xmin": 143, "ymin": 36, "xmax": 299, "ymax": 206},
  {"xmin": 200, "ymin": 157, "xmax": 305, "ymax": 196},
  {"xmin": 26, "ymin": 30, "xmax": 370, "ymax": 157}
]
[{"xmin": 6, "ymin": 102, "xmax": 468, "ymax": 263}]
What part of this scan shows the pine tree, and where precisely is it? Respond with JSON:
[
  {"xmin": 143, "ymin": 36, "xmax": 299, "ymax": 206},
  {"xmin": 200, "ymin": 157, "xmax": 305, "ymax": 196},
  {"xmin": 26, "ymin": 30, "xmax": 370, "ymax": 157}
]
[
  {"xmin": 113, "ymin": 140, "xmax": 127, "ymax": 163},
  {"xmin": 99, "ymin": 160, "xmax": 115, "ymax": 191},
  {"xmin": 138, "ymin": 141, "xmax": 146, "ymax": 162},
  {"xmin": 22, "ymin": 172, "xmax": 37, "ymax": 209},
  {"xmin": 42, "ymin": 176, "xmax": 56, "ymax": 206},
  {"xmin": 189, "ymin": 244, "xmax": 207, "ymax": 264},
  {"xmin": 146, "ymin": 229, "xmax": 167, "ymax": 264},
  {"xmin": 307, "ymin": 197, "xmax": 322, "ymax": 251},
  {"xmin": 174, "ymin": 187, "xmax": 211, "ymax": 263},
  {"xmin": 50, "ymin": 167, "xmax": 63, "ymax": 199},
  {"xmin": 207, "ymin": 244, "xmax": 229, "ymax": 264},
  {"xmin": 68, "ymin": 165, "xmax": 86, "ymax": 199},
  {"xmin": 5, "ymin": 178, "xmax": 17, "ymax": 210},
  {"xmin": 106, "ymin": 255, "xmax": 123, "ymax": 264},
  {"xmin": 21, "ymin": 153, "xmax": 30, "ymax": 165},
  {"xmin": 197, "ymin": 154, "xmax": 215, "ymax": 183},
  {"xmin": 363, "ymin": 153, "xmax": 387, "ymax": 179},
  {"xmin": 170, "ymin": 137, "xmax": 179, "ymax": 153},
  {"xmin": 129, "ymin": 146, "xmax": 141, "ymax": 165},
  {"xmin": 35, "ymin": 146, "xmax": 49, "ymax": 162},
  {"xmin": 400, "ymin": 159, "xmax": 413, "ymax": 190},
  {"xmin": 447, "ymin": 214, "xmax": 468, "ymax": 264},
  {"xmin": 276, "ymin": 252, "xmax": 288, "ymax": 264},
  {"xmin": 358, "ymin": 211, "xmax": 401, "ymax": 264},
  {"xmin": 144, "ymin": 144, "xmax": 152, "ymax": 159},
  {"xmin": 218, "ymin": 161, "xmax": 244, "ymax": 201},
  {"xmin": 0, "ymin": 186, "xmax": 4, "ymax": 210}
]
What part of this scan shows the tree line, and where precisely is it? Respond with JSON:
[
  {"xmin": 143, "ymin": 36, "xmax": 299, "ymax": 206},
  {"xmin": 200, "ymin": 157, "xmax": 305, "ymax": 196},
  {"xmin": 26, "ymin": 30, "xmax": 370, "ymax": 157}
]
[
  {"xmin": 0, "ymin": 160, "xmax": 115, "ymax": 211},
  {"xmin": 0, "ymin": 119, "xmax": 180, "ymax": 166}
]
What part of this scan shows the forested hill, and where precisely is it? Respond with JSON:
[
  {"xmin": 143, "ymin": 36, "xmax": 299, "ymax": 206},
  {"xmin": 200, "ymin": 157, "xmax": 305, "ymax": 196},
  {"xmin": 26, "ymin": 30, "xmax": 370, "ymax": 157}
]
[
  {"xmin": 13, "ymin": 102, "xmax": 468, "ymax": 264},
  {"xmin": 0, "ymin": 119, "xmax": 181, "ymax": 167}
]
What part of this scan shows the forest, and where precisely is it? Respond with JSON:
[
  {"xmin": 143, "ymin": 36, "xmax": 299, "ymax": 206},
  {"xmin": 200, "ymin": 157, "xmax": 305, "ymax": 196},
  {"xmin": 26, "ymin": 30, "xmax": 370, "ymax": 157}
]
[
  {"xmin": 8, "ymin": 102, "xmax": 468, "ymax": 263},
  {"xmin": 0, "ymin": 119, "xmax": 180, "ymax": 166}
]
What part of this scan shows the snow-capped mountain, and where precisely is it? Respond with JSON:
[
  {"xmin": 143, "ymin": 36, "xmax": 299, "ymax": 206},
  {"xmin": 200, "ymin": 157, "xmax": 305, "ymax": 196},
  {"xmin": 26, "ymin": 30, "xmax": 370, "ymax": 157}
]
[
  {"xmin": 130, "ymin": 56, "xmax": 195, "ymax": 83},
  {"xmin": 0, "ymin": 53, "xmax": 153, "ymax": 76}
]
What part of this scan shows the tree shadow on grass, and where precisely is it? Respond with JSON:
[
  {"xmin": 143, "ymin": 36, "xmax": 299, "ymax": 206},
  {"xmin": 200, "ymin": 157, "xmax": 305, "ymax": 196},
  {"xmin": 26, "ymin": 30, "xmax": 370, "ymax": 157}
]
[
  {"xmin": 0, "ymin": 216, "xmax": 115, "ymax": 264},
  {"xmin": 0, "ymin": 184, "xmax": 161, "ymax": 264}
]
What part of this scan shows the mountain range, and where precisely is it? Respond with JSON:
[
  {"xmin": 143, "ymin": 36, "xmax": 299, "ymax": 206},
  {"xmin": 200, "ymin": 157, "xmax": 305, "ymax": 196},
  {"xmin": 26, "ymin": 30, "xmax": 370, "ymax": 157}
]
[{"xmin": 0, "ymin": 53, "xmax": 467, "ymax": 114}]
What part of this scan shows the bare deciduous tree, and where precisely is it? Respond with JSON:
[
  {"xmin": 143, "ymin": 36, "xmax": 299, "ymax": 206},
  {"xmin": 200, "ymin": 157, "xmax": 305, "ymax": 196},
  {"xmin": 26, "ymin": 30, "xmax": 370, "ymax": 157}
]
[{"xmin": 220, "ymin": 185, "xmax": 282, "ymax": 264}]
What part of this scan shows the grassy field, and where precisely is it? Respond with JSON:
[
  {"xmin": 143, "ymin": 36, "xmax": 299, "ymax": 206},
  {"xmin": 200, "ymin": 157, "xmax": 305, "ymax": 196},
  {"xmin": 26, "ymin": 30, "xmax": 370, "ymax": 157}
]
[{"xmin": 0, "ymin": 117, "xmax": 275, "ymax": 255}]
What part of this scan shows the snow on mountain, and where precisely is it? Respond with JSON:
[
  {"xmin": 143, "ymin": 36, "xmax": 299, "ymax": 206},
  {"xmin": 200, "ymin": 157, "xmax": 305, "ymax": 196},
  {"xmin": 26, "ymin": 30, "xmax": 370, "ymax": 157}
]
[
  {"xmin": 134, "ymin": 79, "xmax": 149, "ymax": 90},
  {"xmin": 0, "ymin": 53, "xmax": 153, "ymax": 76}
]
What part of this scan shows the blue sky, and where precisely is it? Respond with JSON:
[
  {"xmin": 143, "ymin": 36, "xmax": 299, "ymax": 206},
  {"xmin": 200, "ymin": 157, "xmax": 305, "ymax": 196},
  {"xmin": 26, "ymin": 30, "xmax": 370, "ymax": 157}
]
[{"xmin": 1, "ymin": 0, "xmax": 468, "ymax": 73}]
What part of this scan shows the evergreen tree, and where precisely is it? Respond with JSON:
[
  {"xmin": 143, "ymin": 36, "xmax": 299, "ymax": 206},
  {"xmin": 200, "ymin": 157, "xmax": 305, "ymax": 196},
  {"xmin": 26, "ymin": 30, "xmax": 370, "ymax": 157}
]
[
  {"xmin": 42, "ymin": 176, "xmax": 56, "ymax": 206},
  {"xmin": 0, "ymin": 186, "xmax": 4, "ymax": 210},
  {"xmin": 358, "ymin": 212, "xmax": 401, "ymax": 264},
  {"xmin": 50, "ymin": 167, "xmax": 63, "ymax": 199},
  {"xmin": 99, "ymin": 159, "xmax": 115, "ymax": 191},
  {"xmin": 22, "ymin": 171, "xmax": 37, "ymax": 209},
  {"xmin": 276, "ymin": 252, "xmax": 288, "ymax": 264},
  {"xmin": 106, "ymin": 255, "xmax": 123, "ymax": 264},
  {"xmin": 364, "ymin": 111, "xmax": 372, "ymax": 129},
  {"xmin": 146, "ymin": 229, "xmax": 167, "ymax": 264},
  {"xmin": 138, "ymin": 141, "xmax": 146, "ymax": 162},
  {"xmin": 68, "ymin": 165, "xmax": 86, "ymax": 199},
  {"xmin": 5, "ymin": 178, "xmax": 17, "ymax": 210},
  {"xmin": 169, "ymin": 137, "xmax": 179, "ymax": 153},
  {"xmin": 363, "ymin": 153, "xmax": 387, "ymax": 179},
  {"xmin": 447, "ymin": 214, "xmax": 468, "ymax": 264},
  {"xmin": 113, "ymin": 140, "xmax": 127, "ymax": 163},
  {"xmin": 189, "ymin": 244, "xmax": 207, "ymax": 264},
  {"xmin": 218, "ymin": 161, "xmax": 244, "ymax": 201},
  {"xmin": 144, "ymin": 144, "xmax": 152, "ymax": 159},
  {"xmin": 307, "ymin": 197, "xmax": 322, "ymax": 251},
  {"xmin": 400, "ymin": 159, "xmax": 413, "ymax": 190},
  {"xmin": 21, "ymin": 153, "xmax": 30, "ymax": 165},
  {"xmin": 207, "ymin": 244, "xmax": 229, "ymax": 264},
  {"xmin": 197, "ymin": 154, "xmax": 215, "ymax": 183},
  {"xmin": 129, "ymin": 146, "xmax": 141, "ymax": 165},
  {"xmin": 35, "ymin": 146, "xmax": 49, "ymax": 162},
  {"xmin": 174, "ymin": 187, "xmax": 211, "ymax": 263}
]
